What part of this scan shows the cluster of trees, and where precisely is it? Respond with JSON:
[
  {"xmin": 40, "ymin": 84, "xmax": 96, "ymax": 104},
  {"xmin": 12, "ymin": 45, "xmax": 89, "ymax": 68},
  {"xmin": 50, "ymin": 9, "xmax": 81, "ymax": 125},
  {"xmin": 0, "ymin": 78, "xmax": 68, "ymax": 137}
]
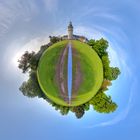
[
  {"xmin": 18, "ymin": 37, "xmax": 120, "ymax": 119},
  {"xmin": 101, "ymin": 55, "xmax": 120, "ymax": 80},
  {"xmin": 86, "ymin": 38, "xmax": 120, "ymax": 114},
  {"xmin": 18, "ymin": 51, "xmax": 35, "ymax": 73},
  {"xmin": 19, "ymin": 71, "xmax": 45, "ymax": 98},
  {"xmin": 51, "ymin": 90, "xmax": 117, "ymax": 118},
  {"xmin": 88, "ymin": 38, "xmax": 108, "ymax": 58},
  {"xmin": 49, "ymin": 91, "xmax": 117, "ymax": 119},
  {"xmin": 89, "ymin": 91, "xmax": 117, "ymax": 113},
  {"xmin": 49, "ymin": 36, "xmax": 62, "ymax": 44},
  {"xmin": 50, "ymin": 101, "xmax": 90, "ymax": 118},
  {"xmin": 18, "ymin": 42, "xmax": 52, "ymax": 101},
  {"xmin": 88, "ymin": 38, "xmax": 121, "ymax": 81},
  {"xmin": 18, "ymin": 44, "xmax": 50, "ymax": 73}
]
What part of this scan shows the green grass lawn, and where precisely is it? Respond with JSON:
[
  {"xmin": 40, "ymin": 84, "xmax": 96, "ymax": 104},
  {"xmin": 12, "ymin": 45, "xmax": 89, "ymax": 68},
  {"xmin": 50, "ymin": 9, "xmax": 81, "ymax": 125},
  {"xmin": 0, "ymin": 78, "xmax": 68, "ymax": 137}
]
[
  {"xmin": 37, "ymin": 40, "xmax": 69, "ymax": 106},
  {"xmin": 37, "ymin": 40, "xmax": 103, "ymax": 106},
  {"xmin": 71, "ymin": 40, "xmax": 103, "ymax": 105}
]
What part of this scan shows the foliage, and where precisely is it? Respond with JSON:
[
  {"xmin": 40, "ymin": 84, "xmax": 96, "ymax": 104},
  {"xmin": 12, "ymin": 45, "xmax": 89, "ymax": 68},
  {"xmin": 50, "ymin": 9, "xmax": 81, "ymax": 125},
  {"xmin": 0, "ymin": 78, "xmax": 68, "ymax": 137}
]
[
  {"xmin": 51, "ymin": 103, "xmax": 70, "ymax": 115},
  {"xmin": 110, "ymin": 67, "xmax": 121, "ymax": 80},
  {"xmin": 71, "ymin": 106, "xmax": 85, "ymax": 119},
  {"xmin": 89, "ymin": 91, "xmax": 117, "ymax": 113},
  {"xmin": 18, "ymin": 42, "xmax": 51, "ymax": 73},
  {"xmin": 101, "ymin": 55, "xmax": 121, "ymax": 80},
  {"xmin": 18, "ymin": 51, "xmax": 35, "ymax": 73},
  {"xmin": 88, "ymin": 38, "xmax": 108, "ymax": 58},
  {"xmin": 101, "ymin": 55, "xmax": 112, "ymax": 80},
  {"xmin": 19, "ymin": 71, "xmax": 49, "ymax": 101},
  {"xmin": 29, "ymin": 54, "xmax": 40, "ymax": 71},
  {"xmin": 88, "ymin": 38, "xmax": 121, "ymax": 81},
  {"xmin": 101, "ymin": 79, "xmax": 112, "ymax": 91},
  {"xmin": 82, "ymin": 102, "xmax": 90, "ymax": 111},
  {"xmin": 49, "ymin": 36, "xmax": 61, "ymax": 44},
  {"xmin": 87, "ymin": 39, "xmax": 96, "ymax": 46}
]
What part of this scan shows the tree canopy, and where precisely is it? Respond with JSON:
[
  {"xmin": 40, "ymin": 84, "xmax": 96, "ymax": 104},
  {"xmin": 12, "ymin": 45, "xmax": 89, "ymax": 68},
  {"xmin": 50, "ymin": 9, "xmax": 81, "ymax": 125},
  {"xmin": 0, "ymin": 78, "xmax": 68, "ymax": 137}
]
[
  {"xmin": 49, "ymin": 36, "xmax": 61, "ymax": 44},
  {"xmin": 19, "ymin": 71, "xmax": 49, "ymax": 100},
  {"xmin": 18, "ymin": 51, "xmax": 35, "ymax": 73},
  {"xmin": 88, "ymin": 38, "xmax": 108, "ymax": 58},
  {"xmin": 89, "ymin": 91, "xmax": 117, "ymax": 113},
  {"xmin": 88, "ymin": 40, "xmax": 121, "ymax": 81},
  {"xmin": 71, "ymin": 106, "xmax": 85, "ymax": 119}
]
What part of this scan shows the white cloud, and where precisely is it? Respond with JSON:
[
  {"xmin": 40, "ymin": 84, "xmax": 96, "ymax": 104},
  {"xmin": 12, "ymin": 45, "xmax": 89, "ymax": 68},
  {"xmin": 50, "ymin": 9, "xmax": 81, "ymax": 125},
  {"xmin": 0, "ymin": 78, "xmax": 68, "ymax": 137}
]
[
  {"xmin": 74, "ymin": 26, "xmax": 105, "ymax": 39},
  {"xmin": 11, "ymin": 36, "xmax": 49, "ymax": 67},
  {"xmin": 42, "ymin": 0, "xmax": 58, "ymax": 12},
  {"xmin": 2, "ymin": 36, "xmax": 49, "ymax": 81},
  {"xmin": 0, "ymin": 0, "xmax": 58, "ymax": 37},
  {"xmin": 0, "ymin": 0, "xmax": 39, "ymax": 37},
  {"xmin": 81, "ymin": 7, "xmax": 121, "ymax": 23}
]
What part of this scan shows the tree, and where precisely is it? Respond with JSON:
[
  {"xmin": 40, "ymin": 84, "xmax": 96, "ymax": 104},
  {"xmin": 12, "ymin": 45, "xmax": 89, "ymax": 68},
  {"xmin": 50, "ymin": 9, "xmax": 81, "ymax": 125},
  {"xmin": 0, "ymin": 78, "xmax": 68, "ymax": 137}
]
[
  {"xmin": 87, "ymin": 39, "xmax": 95, "ymax": 46},
  {"xmin": 101, "ymin": 56, "xmax": 120, "ymax": 81},
  {"xmin": 83, "ymin": 102, "xmax": 90, "ymax": 111},
  {"xmin": 101, "ymin": 55, "xmax": 112, "ymax": 80},
  {"xmin": 19, "ymin": 71, "xmax": 47, "ymax": 99},
  {"xmin": 72, "ymin": 106, "xmax": 85, "ymax": 119},
  {"xmin": 39, "ymin": 44, "xmax": 50, "ymax": 55},
  {"xmin": 18, "ymin": 51, "xmax": 35, "ymax": 73},
  {"xmin": 110, "ymin": 67, "xmax": 121, "ymax": 80},
  {"xmin": 88, "ymin": 38, "xmax": 108, "ymax": 58},
  {"xmin": 59, "ymin": 106, "xmax": 70, "ymax": 115},
  {"xmin": 101, "ymin": 79, "xmax": 112, "ymax": 91},
  {"xmin": 19, "ymin": 80, "xmax": 38, "ymax": 98},
  {"xmin": 29, "ymin": 53, "xmax": 40, "ymax": 71},
  {"xmin": 51, "ymin": 103, "xmax": 69, "ymax": 115},
  {"xmin": 49, "ymin": 36, "xmax": 60, "ymax": 44},
  {"xmin": 89, "ymin": 91, "xmax": 117, "ymax": 113}
]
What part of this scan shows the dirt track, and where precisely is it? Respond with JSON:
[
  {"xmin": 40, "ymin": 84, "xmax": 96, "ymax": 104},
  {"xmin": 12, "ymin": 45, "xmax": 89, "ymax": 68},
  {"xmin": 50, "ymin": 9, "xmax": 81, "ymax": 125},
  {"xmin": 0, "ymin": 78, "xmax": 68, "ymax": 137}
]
[
  {"xmin": 55, "ymin": 42, "xmax": 83, "ymax": 105},
  {"xmin": 55, "ymin": 44, "xmax": 69, "ymax": 103},
  {"xmin": 72, "ymin": 47, "xmax": 83, "ymax": 100}
]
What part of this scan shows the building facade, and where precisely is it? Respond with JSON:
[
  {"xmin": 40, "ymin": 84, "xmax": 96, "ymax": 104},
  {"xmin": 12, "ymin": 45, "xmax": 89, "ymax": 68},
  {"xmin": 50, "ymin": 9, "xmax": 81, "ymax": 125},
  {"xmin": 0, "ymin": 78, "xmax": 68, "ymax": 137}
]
[{"xmin": 60, "ymin": 22, "xmax": 88, "ymax": 43}]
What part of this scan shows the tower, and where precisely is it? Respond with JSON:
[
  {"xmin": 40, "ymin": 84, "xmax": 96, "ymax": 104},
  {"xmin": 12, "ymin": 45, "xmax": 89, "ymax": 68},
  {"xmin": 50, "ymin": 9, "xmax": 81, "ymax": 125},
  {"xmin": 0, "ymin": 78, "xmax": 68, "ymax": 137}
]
[{"xmin": 68, "ymin": 21, "xmax": 73, "ymax": 40}]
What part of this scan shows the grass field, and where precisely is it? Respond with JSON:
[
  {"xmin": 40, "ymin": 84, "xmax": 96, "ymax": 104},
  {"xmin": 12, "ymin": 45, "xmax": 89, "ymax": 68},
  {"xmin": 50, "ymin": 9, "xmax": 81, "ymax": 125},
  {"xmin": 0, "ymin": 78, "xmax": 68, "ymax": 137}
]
[
  {"xmin": 71, "ymin": 40, "xmax": 103, "ymax": 105},
  {"xmin": 37, "ymin": 40, "xmax": 103, "ymax": 106}
]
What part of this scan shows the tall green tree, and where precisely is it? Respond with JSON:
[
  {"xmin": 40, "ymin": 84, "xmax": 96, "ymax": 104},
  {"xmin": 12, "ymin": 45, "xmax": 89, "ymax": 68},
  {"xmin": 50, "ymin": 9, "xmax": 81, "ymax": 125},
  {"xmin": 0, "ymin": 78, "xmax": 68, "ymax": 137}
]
[
  {"xmin": 51, "ymin": 103, "xmax": 69, "ymax": 115},
  {"xmin": 18, "ymin": 51, "xmax": 35, "ymax": 73},
  {"xmin": 89, "ymin": 91, "xmax": 117, "ymax": 113},
  {"xmin": 19, "ymin": 71, "xmax": 46, "ymax": 99},
  {"xmin": 71, "ymin": 106, "xmax": 85, "ymax": 119},
  {"xmin": 110, "ymin": 67, "xmax": 121, "ymax": 80},
  {"xmin": 29, "ymin": 54, "xmax": 40, "ymax": 71},
  {"xmin": 88, "ymin": 38, "xmax": 108, "ymax": 57},
  {"xmin": 49, "ymin": 36, "xmax": 60, "ymax": 44},
  {"xmin": 101, "ymin": 56, "xmax": 121, "ymax": 81},
  {"xmin": 87, "ymin": 39, "xmax": 95, "ymax": 46}
]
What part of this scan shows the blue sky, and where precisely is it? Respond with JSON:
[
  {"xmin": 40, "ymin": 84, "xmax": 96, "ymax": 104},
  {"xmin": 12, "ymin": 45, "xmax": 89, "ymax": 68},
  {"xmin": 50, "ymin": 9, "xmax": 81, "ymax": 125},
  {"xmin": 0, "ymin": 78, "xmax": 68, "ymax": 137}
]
[{"xmin": 0, "ymin": 0, "xmax": 140, "ymax": 140}]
